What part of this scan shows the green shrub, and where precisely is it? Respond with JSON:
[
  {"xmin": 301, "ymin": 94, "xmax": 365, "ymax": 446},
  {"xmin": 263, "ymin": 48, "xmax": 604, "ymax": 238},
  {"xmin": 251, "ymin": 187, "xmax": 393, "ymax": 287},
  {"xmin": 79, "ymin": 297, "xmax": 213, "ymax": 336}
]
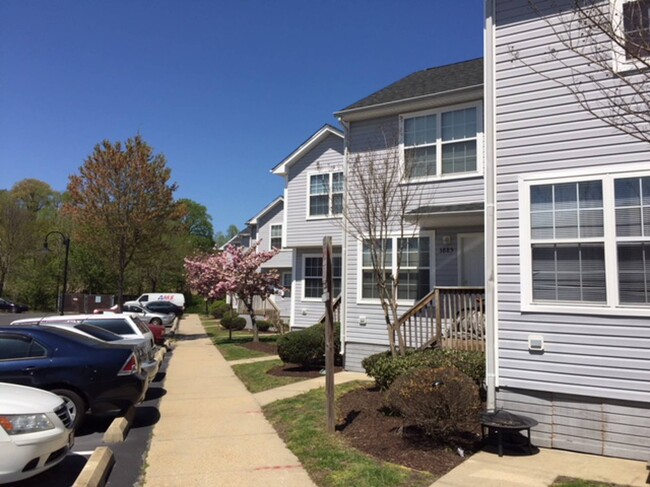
[
  {"xmin": 362, "ymin": 348, "xmax": 485, "ymax": 390},
  {"xmin": 277, "ymin": 322, "xmax": 341, "ymax": 367},
  {"xmin": 220, "ymin": 311, "xmax": 246, "ymax": 331},
  {"xmin": 256, "ymin": 320, "xmax": 272, "ymax": 332},
  {"xmin": 209, "ymin": 299, "xmax": 232, "ymax": 319},
  {"xmin": 385, "ymin": 366, "xmax": 480, "ymax": 440}
]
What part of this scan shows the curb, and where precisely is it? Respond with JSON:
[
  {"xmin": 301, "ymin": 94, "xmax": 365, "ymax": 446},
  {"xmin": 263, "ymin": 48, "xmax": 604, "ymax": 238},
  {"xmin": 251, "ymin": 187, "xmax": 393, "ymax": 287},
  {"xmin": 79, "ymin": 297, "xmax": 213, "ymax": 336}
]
[
  {"xmin": 103, "ymin": 406, "xmax": 136, "ymax": 443},
  {"xmin": 72, "ymin": 446, "xmax": 114, "ymax": 487}
]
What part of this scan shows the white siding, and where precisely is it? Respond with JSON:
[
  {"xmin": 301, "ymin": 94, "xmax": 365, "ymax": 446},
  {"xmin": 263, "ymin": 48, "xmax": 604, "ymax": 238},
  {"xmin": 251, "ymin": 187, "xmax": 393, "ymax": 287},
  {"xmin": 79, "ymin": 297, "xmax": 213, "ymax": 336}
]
[{"xmin": 257, "ymin": 201, "xmax": 293, "ymax": 269}]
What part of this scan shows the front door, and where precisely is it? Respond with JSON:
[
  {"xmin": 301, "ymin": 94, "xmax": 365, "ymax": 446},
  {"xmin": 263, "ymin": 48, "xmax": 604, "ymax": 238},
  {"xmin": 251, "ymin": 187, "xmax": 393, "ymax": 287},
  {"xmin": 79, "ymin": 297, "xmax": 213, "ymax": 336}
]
[{"xmin": 458, "ymin": 233, "xmax": 484, "ymax": 286}]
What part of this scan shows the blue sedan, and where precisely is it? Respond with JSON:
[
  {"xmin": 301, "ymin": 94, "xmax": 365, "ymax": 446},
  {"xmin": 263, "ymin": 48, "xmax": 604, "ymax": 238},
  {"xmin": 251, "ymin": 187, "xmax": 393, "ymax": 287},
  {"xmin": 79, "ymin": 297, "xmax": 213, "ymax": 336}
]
[{"xmin": 0, "ymin": 325, "xmax": 148, "ymax": 429}]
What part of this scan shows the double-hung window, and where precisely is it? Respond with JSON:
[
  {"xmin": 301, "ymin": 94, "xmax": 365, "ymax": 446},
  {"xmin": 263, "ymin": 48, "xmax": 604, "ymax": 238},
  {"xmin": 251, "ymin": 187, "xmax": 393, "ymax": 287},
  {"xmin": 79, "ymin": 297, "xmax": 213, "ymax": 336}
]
[
  {"xmin": 308, "ymin": 172, "xmax": 343, "ymax": 217},
  {"xmin": 522, "ymin": 170, "xmax": 650, "ymax": 313},
  {"xmin": 360, "ymin": 235, "xmax": 432, "ymax": 301},
  {"xmin": 402, "ymin": 104, "xmax": 480, "ymax": 180},
  {"xmin": 303, "ymin": 255, "xmax": 342, "ymax": 299},
  {"xmin": 270, "ymin": 224, "xmax": 282, "ymax": 250}
]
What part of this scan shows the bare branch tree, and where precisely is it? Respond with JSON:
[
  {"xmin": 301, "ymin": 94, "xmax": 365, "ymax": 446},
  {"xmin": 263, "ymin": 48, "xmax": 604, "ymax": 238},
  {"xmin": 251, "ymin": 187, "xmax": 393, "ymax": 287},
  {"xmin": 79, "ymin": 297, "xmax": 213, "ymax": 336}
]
[
  {"xmin": 341, "ymin": 130, "xmax": 425, "ymax": 357},
  {"xmin": 513, "ymin": 0, "xmax": 650, "ymax": 144}
]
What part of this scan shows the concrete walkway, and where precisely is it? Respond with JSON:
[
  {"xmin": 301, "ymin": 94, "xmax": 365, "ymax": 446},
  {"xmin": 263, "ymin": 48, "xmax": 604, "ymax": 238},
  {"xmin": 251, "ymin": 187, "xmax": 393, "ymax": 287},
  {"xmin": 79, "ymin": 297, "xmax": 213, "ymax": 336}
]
[
  {"xmin": 143, "ymin": 314, "xmax": 316, "ymax": 486},
  {"xmin": 432, "ymin": 448, "xmax": 648, "ymax": 487},
  {"xmin": 145, "ymin": 314, "xmax": 648, "ymax": 487}
]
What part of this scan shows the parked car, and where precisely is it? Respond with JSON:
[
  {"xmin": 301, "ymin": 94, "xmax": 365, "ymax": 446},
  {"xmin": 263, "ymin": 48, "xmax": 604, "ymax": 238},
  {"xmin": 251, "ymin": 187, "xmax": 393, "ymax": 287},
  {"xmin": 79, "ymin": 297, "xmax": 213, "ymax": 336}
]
[
  {"xmin": 91, "ymin": 307, "xmax": 168, "ymax": 344},
  {"xmin": 0, "ymin": 298, "xmax": 29, "ymax": 313},
  {"xmin": 11, "ymin": 319, "xmax": 161, "ymax": 383},
  {"xmin": 0, "ymin": 383, "xmax": 74, "ymax": 484},
  {"xmin": 137, "ymin": 300, "xmax": 183, "ymax": 318},
  {"xmin": 0, "ymin": 326, "xmax": 147, "ymax": 428},
  {"xmin": 12, "ymin": 314, "xmax": 159, "ymax": 384},
  {"xmin": 121, "ymin": 303, "xmax": 175, "ymax": 327}
]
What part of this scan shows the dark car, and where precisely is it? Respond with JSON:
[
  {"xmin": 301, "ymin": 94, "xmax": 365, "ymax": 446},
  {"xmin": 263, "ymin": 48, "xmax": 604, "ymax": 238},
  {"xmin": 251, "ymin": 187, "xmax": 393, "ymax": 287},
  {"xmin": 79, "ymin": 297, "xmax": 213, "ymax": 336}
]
[
  {"xmin": 0, "ymin": 325, "xmax": 147, "ymax": 429},
  {"xmin": 0, "ymin": 298, "xmax": 29, "ymax": 313},
  {"xmin": 142, "ymin": 300, "xmax": 183, "ymax": 317}
]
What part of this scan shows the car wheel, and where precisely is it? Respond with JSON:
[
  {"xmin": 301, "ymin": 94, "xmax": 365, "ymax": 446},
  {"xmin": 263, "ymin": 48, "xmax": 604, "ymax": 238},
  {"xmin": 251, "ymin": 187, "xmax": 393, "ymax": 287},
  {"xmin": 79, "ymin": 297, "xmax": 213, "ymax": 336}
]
[
  {"xmin": 51, "ymin": 389, "xmax": 86, "ymax": 429},
  {"xmin": 151, "ymin": 318, "xmax": 162, "ymax": 326}
]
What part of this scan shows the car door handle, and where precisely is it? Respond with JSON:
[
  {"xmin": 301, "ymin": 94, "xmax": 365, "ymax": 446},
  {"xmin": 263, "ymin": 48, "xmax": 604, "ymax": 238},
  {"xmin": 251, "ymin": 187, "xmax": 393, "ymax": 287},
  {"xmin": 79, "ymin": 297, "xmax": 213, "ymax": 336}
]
[{"xmin": 21, "ymin": 366, "xmax": 38, "ymax": 372}]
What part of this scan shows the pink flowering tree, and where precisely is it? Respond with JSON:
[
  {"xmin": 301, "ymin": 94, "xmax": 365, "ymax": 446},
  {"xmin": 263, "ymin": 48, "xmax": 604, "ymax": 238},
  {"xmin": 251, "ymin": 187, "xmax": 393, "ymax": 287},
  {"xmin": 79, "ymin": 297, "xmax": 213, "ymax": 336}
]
[{"xmin": 185, "ymin": 242, "xmax": 280, "ymax": 342}]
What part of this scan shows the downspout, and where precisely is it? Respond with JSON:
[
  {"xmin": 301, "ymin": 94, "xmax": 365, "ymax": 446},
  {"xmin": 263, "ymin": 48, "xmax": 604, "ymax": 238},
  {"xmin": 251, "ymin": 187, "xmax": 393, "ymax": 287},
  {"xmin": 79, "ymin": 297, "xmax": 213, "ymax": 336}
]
[
  {"xmin": 338, "ymin": 116, "xmax": 350, "ymax": 359},
  {"xmin": 484, "ymin": 0, "xmax": 498, "ymax": 412}
]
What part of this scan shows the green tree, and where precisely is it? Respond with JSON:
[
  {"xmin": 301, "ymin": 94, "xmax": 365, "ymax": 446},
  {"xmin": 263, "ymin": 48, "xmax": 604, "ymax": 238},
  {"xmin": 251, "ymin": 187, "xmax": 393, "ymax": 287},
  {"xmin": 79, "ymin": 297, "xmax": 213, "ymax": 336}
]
[
  {"xmin": 214, "ymin": 224, "xmax": 240, "ymax": 248},
  {"xmin": 64, "ymin": 135, "xmax": 179, "ymax": 305},
  {"xmin": 178, "ymin": 198, "xmax": 215, "ymax": 252}
]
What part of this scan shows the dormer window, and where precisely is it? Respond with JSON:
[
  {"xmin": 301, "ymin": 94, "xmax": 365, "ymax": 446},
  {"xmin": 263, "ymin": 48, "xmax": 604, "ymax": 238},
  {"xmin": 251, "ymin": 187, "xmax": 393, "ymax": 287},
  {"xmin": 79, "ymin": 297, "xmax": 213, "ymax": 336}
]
[{"xmin": 309, "ymin": 171, "xmax": 344, "ymax": 217}]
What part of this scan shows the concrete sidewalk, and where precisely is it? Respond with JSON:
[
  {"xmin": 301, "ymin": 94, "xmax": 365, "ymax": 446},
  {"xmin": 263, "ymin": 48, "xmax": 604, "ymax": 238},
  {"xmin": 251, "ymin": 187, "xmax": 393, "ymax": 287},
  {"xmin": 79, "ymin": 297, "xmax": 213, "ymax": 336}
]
[
  {"xmin": 143, "ymin": 314, "xmax": 316, "ymax": 486},
  {"xmin": 144, "ymin": 314, "xmax": 648, "ymax": 487}
]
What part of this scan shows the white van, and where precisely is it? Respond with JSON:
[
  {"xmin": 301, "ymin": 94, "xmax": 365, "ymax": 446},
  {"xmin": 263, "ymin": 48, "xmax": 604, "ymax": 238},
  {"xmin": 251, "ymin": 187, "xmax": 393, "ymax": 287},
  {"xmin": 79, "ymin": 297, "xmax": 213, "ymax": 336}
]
[{"xmin": 135, "ymin": 293, "xmax": 185, "ymax": 309}]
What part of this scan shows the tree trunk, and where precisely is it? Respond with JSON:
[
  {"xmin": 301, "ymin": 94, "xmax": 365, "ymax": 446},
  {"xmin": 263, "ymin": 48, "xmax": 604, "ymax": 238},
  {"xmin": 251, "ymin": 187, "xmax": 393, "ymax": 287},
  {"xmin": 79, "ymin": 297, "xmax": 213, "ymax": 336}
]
[{"xmin": 244, "ymin": 299, "xmax": 259, "ymax": 342}]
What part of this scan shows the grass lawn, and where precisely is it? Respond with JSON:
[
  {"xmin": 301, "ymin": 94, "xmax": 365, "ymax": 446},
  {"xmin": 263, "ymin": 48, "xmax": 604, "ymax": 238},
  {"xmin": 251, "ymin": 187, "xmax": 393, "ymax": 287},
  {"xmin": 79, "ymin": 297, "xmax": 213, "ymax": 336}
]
[
  {"xmin": 231, "ymin": 359, "xmax": 305, "ymax": 393},
  {"xmin": 551, "ymin": 478, "xmax": 633, "ymax": 487},
  {"xmin": 263, "ymin": 381, "xmax": 434, "ymax": 487},
  {"xmin": 200, "ymin": 315, "xmax": 278, "ymax": 361}
]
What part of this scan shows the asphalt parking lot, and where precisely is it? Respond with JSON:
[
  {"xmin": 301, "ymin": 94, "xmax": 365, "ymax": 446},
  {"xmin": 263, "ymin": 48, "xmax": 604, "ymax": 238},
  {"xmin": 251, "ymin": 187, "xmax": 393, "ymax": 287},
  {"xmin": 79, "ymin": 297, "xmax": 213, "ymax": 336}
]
[{"xmin": 1, "ymin": 312, "xmax": 171, "ymax": 486}]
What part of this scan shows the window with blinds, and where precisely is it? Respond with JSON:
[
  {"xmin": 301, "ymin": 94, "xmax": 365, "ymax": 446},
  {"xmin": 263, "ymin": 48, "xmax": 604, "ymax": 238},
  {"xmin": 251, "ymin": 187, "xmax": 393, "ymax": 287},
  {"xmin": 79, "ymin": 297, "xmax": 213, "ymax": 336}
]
[{"xmin": 525, "ymin": 173, "xmax": 650, "ymax": 309}]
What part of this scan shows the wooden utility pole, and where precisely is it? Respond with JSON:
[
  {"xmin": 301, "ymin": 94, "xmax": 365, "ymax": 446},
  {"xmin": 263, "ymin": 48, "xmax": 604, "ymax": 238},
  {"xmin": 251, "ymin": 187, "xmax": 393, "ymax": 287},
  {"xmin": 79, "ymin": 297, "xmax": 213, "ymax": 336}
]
[{"xmin": 322, "ymin": 236, "xmax": 335, "ymax": 433}]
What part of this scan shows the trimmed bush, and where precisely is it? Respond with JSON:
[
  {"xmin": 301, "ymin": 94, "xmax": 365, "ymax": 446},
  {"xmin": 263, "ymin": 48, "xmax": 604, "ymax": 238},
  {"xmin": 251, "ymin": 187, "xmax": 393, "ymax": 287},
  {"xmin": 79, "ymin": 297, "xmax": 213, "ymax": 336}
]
[
  {"xmin": 209, "ymin": 299, "xmax": 232, "ymax": 319},
  {"xmin": 256, "ymin": 320, "xmax": 272, "ymax": 332},
  {"xmin": 220, "ymin": 311, "xmax": 246, "ymax": 331},
  {"xmin": 362, "ymin": 348, "xmax": 485, "ymax": 390},
  {"xmin": 277, "ymin": 322, "xmax": 341, "ymax": 367},
  {"xmin": 385, "ymin": 366, "xmax": 480, "ymax": 440}
]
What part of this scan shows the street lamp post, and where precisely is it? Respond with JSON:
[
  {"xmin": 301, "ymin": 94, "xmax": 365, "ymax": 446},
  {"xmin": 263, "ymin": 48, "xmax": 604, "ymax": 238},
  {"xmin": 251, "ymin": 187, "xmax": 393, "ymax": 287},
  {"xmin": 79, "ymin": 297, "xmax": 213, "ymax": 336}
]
[{"xmin": 44, "ymin": 231, "xmax": 70, "ymax": 316}]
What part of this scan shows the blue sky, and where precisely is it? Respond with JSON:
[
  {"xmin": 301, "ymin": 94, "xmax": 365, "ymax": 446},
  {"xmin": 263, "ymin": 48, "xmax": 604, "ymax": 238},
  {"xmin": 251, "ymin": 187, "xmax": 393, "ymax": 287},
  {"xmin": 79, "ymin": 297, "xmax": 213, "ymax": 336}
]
[{"xmin": 0, "ymin": 0, "xmax": 484, "ymax": 234}]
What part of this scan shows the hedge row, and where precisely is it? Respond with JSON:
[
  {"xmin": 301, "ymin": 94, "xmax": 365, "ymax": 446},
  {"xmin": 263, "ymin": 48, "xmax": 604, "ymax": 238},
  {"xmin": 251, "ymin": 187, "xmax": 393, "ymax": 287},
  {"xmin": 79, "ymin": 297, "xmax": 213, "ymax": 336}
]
[{"xmin": 361, "ymin": 348, "xmax": 485, "ymax": 390}]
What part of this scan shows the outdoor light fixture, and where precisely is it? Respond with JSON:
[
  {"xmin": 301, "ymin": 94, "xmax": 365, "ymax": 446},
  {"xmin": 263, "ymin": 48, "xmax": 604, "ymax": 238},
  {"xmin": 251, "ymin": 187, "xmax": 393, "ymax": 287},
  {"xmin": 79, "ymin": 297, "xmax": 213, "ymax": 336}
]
[{"xmin": 43, "ymin": 231, "xmax": 71, "ymax": 316}]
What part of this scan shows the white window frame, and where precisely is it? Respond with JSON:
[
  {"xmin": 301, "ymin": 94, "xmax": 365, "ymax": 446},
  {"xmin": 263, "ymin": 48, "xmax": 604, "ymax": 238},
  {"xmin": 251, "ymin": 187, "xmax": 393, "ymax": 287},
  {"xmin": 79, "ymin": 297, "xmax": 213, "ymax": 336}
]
[
  {"xmin": 270, "ymin": 224, "xmax": 282, "ymax": 250},
  {"xmin": 282, "ymin": 271, "xmax": 292, "ymax": 297},
  {"xmin": 301, "ymin": 253, "xmax": 342, "ymax": 301},
  {"xmin": 306, "ymin": 170, "xmax": 344, "ymax": 219},
  {"xmin": 399, "ymin": 101, "xmax": 483, "ymax": 183},
  {"xmin": 356, "ymin": 231, "xmax": 435, "ymax": 305},
  {"xmin": 519, "ymin": 163, "xmax": 650, "ymax": 316},
  {"xmin": 611, "ymin": 0, "xmax": 650, "ymax": 72}
]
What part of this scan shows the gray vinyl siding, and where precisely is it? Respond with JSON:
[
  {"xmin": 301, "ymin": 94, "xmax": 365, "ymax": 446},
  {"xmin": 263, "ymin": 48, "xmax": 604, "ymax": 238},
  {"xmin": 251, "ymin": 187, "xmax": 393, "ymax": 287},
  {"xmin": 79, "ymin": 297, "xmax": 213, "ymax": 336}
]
[
  {"xmin": 494, "ymin": 0, "xmax": 650, "ymax": 433},
  {"xmin": 257, "ymin": 201, "xmax": 293, "ymax": 269},
  {"xmin": 290, "ymin": 248, "xmax": 341, "ymax": 329},
  {"xmin": 344, "ymin": 342, "xmax": 390, "ymax": 372},
  {"xmin": 347, "ymin": 115, "xmax": 484, "ymax": 209},
  {"xmin": 285, "ymin": 134, "xmax": 344, "ymax": 248}
]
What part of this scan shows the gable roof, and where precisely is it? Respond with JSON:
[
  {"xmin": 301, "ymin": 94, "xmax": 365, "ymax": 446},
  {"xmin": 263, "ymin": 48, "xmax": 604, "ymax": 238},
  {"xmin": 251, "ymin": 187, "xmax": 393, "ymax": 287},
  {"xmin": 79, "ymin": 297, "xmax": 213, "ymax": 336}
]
[
  {"xmin": 335, "ymin": 58, "xmax": 483, "ymax": 118},
  {"xmin": 246, "ymin": 195, "xmax": 283, "ymax": 226},
  {"xmin": 271, "ymin": 124, "xmax": 343, "ymax": 177}
]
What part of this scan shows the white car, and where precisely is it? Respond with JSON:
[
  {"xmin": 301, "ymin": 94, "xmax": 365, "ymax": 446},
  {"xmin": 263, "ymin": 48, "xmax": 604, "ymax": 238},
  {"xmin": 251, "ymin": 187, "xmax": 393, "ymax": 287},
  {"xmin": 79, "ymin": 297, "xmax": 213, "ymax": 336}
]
[{"xmin": 0, "ymin": 383, "xmax": 74, "ymax": 484}]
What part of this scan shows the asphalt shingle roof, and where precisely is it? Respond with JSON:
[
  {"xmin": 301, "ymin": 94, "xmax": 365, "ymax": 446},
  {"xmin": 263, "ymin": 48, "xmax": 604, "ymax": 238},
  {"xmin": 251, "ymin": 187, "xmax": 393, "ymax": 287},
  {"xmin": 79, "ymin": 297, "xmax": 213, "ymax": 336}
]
[{"xmin": 341, "ymin": 58, "xmax": 483, "ymax": 112}]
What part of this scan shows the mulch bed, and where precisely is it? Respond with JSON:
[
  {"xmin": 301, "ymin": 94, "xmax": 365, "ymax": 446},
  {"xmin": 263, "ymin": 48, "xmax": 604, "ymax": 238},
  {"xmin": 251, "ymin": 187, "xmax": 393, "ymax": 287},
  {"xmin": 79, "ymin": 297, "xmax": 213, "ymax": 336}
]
[
  {"xmin": 336, "ymin": 386, "xmax": 482, "ymax": 476},
  {"xmin": 241, "ymin": 341, "xmax": 278, "ymax": 354}
]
